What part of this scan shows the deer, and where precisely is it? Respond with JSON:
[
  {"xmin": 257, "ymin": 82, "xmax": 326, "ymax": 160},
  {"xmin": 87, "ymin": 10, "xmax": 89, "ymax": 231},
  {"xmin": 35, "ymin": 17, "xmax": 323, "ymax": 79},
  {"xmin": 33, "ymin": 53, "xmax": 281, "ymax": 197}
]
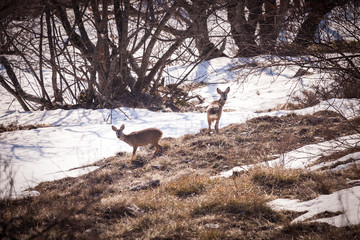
[
  {"xmin": 206, "ymin": 86, "xmax": 230, "ymax": 134},
  {"xmin": 112, "ymin": 124, "xmax": 163, "ymax": 160}
]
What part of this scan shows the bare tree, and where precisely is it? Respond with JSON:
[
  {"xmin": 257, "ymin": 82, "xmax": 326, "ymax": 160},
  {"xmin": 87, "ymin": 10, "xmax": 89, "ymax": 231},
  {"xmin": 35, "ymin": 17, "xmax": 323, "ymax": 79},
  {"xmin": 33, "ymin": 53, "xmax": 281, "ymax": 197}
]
[
  {"xmin": 0, "ymin": 0, "xmax": 358, "ymax": 111},
  {"xmin": 0, "ymin": 0, "xmax": 204, "ymax": 110},
  {"xmin": 226, "ymin": 0, "xmax": 290, "ymax": 56},
  {"xmin": 178, "ymin": 0, "xmax": 227, "ymax": 60},
  {"xmin": 292, "ymin": 0, "xmax": 349, "ymax": 47}
]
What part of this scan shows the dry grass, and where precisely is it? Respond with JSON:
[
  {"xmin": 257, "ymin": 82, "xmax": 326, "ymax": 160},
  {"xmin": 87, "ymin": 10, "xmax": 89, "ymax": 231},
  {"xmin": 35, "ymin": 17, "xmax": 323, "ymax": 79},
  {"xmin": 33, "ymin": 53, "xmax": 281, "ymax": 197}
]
[
  {"xmin": 0, "ymin": 123, "xmax": 53, "ymax": 133},
  {"xmin": 164, "ymin": 174, "xmax": 210, "ymax": 197},
  {"xmin": 99, "ymin": 174, "xmax": 283, "ymax": 239},
  {"xmin": 273, "ymin": 222, "xmax": 360, "ymax": 240},
  {"xmin": 1, "ymin": 111, "xmax": 360, "ymax": 239},
  {"xmin": 249, "ymin": 166, "xmax": 348, "ymax": 201},
  {"xmin": 251, "ymin": 166, "xmax": 300, "ymax": 188}
]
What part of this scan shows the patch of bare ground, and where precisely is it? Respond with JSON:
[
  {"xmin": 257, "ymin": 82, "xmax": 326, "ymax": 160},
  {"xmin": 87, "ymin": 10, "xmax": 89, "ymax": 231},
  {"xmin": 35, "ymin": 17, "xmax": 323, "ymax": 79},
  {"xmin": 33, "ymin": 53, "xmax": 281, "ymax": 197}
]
[
  {"xmin": 0, "ymin": 123, "xmax": 53, "ymax": 133},
  {"xmin": 1, "ymin": 111, "xmax": 360, "ymax": 239},
  {"xmin": 273, "ymin": 222, "xmax": 360, "ymax": 240}
]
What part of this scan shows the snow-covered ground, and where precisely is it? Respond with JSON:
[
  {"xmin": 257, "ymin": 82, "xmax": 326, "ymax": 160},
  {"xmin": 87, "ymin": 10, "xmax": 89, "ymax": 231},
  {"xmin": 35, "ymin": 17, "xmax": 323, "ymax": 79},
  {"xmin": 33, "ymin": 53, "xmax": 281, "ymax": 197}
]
[
  {"xmin": 1, "ymin": 57, "xmax": 360, "ymax": 227},
  {"xmin": 269, "ymin": 186, "xmax": 360, "ymax": 227},
  {"xmin": 218, "ymin": 133, "xmax": 360, "ymax": 178}
]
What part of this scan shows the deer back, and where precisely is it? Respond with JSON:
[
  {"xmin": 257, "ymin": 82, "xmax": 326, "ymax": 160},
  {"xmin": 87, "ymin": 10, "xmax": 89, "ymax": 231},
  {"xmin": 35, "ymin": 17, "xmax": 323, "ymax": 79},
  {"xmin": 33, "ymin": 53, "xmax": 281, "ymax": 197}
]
[{"xmin": 125, "ymin": 128, "xmax": 162, "ymax": 147}]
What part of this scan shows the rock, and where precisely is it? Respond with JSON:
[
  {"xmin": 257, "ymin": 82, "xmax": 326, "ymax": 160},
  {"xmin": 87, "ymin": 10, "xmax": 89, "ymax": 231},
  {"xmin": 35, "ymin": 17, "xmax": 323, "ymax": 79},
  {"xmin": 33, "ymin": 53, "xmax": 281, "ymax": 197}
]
[
  {"xmin": 205, "ymin": 223, "xmax": 220, "ymax": 229},
  {"xmin": 125, "ymin": 204, "xmax": 144, "ymax": 217},
  {"xmin": 104, "ymin": 204, "xmax": 144, "ymax": 218},
  {"xmin": 129, "ymin": 180, "xmax": 160, "ymax": 191},
  {"xmin": 151, "ymin": 165, "xmax": 164, "ymax": 170},
  {"xmin": 232, "ymin": 169, "xmax": 245, "ymax": 177}
]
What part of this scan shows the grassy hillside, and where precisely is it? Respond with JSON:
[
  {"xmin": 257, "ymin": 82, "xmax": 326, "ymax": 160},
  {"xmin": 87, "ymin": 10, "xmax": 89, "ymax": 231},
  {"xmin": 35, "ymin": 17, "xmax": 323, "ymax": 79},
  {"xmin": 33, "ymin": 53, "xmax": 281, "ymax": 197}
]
[{"xmin": 1, "ymin": 111, "xmax": 360, "ymax": 239}]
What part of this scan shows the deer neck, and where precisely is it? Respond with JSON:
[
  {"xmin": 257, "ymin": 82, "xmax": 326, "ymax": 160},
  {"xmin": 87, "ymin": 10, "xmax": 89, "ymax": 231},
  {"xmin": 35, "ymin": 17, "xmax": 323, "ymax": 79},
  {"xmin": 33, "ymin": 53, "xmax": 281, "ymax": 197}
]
[
  {"xmin": 120, "ymin": 133, "xmax": 128, "ymax": 142},
  {"xmin": 218, "ymin": 98, "xmax": 226, "ymax": 106}
]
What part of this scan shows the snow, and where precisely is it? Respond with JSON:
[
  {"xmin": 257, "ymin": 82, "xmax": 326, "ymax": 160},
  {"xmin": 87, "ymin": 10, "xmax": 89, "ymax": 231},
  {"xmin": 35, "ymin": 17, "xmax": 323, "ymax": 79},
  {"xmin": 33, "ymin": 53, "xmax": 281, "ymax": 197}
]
[
  {"xmin": 218, "ymin": 133, "xmax": 360, "ymax": 178},
  {"xmin": 269, "ymin": 186, "xmax": 360, "ymax": 227},
  {"xmin": 310, "ymin": 151, "xmax": 360, "ymax": 171},
  {"xmin": 1, "ymin": 57, "xmax": 360, "ymax": 227}
]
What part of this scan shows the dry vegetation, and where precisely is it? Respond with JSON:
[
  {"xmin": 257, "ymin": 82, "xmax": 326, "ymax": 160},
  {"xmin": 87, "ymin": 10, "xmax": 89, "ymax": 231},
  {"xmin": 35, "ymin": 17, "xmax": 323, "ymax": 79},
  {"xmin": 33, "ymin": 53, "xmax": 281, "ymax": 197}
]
[
  {"xmin": 1, "ymin": 111, "xmax": 360, "ymax": 239},
  {"xmin": 0, "ymin": 123, "xmax": 52, "ymax": 133}
]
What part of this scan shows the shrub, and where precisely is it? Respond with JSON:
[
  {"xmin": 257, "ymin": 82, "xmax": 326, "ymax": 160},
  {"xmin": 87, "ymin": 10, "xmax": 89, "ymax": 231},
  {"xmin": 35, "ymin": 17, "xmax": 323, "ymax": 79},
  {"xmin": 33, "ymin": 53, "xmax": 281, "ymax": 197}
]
[
  {"xmin": 291, "ymin": 90, "xmax": 320, "ymax": 108},
  {"xmin": 191, "ymin": 177, "xmax": 282, "ymax": 223},
  {"xmin": 251, "ymin": 166, "xmax": 299, "ymax": 188},
  {"xmin": 164, "ymin": 174, "xmax": 209, "ymax": 198}
]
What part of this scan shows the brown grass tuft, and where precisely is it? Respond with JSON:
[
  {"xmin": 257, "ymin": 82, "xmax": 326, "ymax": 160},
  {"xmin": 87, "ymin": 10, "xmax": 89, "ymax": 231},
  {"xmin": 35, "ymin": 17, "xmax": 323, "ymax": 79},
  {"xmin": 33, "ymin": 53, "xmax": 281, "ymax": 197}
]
[
  {"xmin": 164, "ymin": 174, "xmax": 210, "ymax": 198},
  {"xmin": 191, "ymin": 176, "xmax": 283, "ymax": 223},
  {"xmin": 250, "ymin": 166, "xmax": 300, "ymax": 188}
]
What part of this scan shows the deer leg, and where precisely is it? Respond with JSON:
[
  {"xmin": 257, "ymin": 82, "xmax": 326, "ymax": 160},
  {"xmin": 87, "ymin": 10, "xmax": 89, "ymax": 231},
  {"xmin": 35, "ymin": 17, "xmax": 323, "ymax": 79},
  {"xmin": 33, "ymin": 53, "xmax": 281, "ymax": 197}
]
[
  {"xmin": 207, "ymin": 119, "xmax": 212, "ymax": 134},
  {"xmin": 158, "ymin": 143, "xmax": 163, "ymax": 154},
  {"xmin": 154, "ymin": 143, "xmax": 163, "ymax": 156},
  {"xmin": 131, "ymin": 146, "xmax": 138, "ymax": 160},
  {"xmin": 215, "ymin": 120, "xmax": 219, "ymax": 134}
]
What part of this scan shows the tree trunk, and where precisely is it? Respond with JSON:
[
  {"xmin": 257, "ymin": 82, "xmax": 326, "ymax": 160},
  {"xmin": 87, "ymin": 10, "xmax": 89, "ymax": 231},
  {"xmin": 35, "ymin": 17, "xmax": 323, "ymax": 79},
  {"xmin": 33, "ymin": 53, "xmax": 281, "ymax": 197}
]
[
  {"xmin": 133, "ymin": 1, "xmax": 179, "ymax": 93},
  {"xmin": 227, "ymin": 0, "xmax": 262, "ymax": 57},
  {"xmin": 113, "ymin": 0, "xmax": 131, "ymax": 94},
  {"xmin": 0, "ymin": 75, "xmax": 30, "ymax": 111},
  {"xmin": 259, "ymin": 0, "xmax": 277, "ymax": 51},
  {"xmin": 294, "ymin": 0, "xmax": 348, "ymax": 47},
  {"xmin": 187, "ymin": 0, "xmax": 226, "ymax": 60},
  {"xmin": 0, "ymin": 56, "xmax": 52, "ymax": 109},
  {"xmin": 45, "ymin": 7, "xmax": 63, "ymax": 103},
  {"xmin": 91, "ymin": 0, "xmax": 111, "ymax": 98}
]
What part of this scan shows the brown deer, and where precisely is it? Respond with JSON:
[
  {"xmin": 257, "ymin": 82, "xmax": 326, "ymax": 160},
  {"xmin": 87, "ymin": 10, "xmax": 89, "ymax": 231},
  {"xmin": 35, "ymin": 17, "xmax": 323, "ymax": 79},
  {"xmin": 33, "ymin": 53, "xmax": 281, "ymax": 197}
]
[
  {"xmin": 112, "ymin": 124, "xmax": 163, "ymax": 160},
  {"xmin": 206, "ymin": 87, "xmax": 230, "ymax": 134}
]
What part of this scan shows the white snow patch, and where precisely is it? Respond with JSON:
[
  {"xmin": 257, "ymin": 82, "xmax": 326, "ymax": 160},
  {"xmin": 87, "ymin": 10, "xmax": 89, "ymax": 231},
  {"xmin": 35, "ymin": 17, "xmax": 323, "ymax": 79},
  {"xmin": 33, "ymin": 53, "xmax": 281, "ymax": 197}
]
[
  {"xmin": 218, "ymin": 134, "xmax": 360, "ymax": 178},
  {"xmin": 268, "ymin": 186, "xmax": 360, "ymax": 227},
  {"xmin": 310, "ymin": 152, "xmax": 360, "ymax": 171}
]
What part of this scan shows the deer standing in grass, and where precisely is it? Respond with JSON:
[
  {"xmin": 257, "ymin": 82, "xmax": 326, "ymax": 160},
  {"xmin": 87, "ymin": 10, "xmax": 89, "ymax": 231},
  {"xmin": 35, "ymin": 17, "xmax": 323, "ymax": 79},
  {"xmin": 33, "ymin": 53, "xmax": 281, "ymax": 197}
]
[
  {"xmin": 112, "ymin": 124, "xmax": 163, "ymax": 160},
  {"xmin": 206, "ymin": 87, "xmax": 230, "ymax": 134}
]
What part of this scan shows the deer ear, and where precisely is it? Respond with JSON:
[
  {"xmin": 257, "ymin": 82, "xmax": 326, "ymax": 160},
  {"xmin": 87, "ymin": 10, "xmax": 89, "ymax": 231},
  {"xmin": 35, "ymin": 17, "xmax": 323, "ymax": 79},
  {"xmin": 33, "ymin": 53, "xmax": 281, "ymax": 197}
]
[
  {"xmin": 111, "ymin": 126, "xmax": 117, "ymax": 131},
  {"xmin": 120, "ymin": 124, "xmax": 125, "ymax": 131},
  {"xmin": 225, "ymin": 87, "xmax": 230, "ymax": 93},
  {"xmin": 217, "ymin": 88, "xmax": 221, "ymax": 94}
]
